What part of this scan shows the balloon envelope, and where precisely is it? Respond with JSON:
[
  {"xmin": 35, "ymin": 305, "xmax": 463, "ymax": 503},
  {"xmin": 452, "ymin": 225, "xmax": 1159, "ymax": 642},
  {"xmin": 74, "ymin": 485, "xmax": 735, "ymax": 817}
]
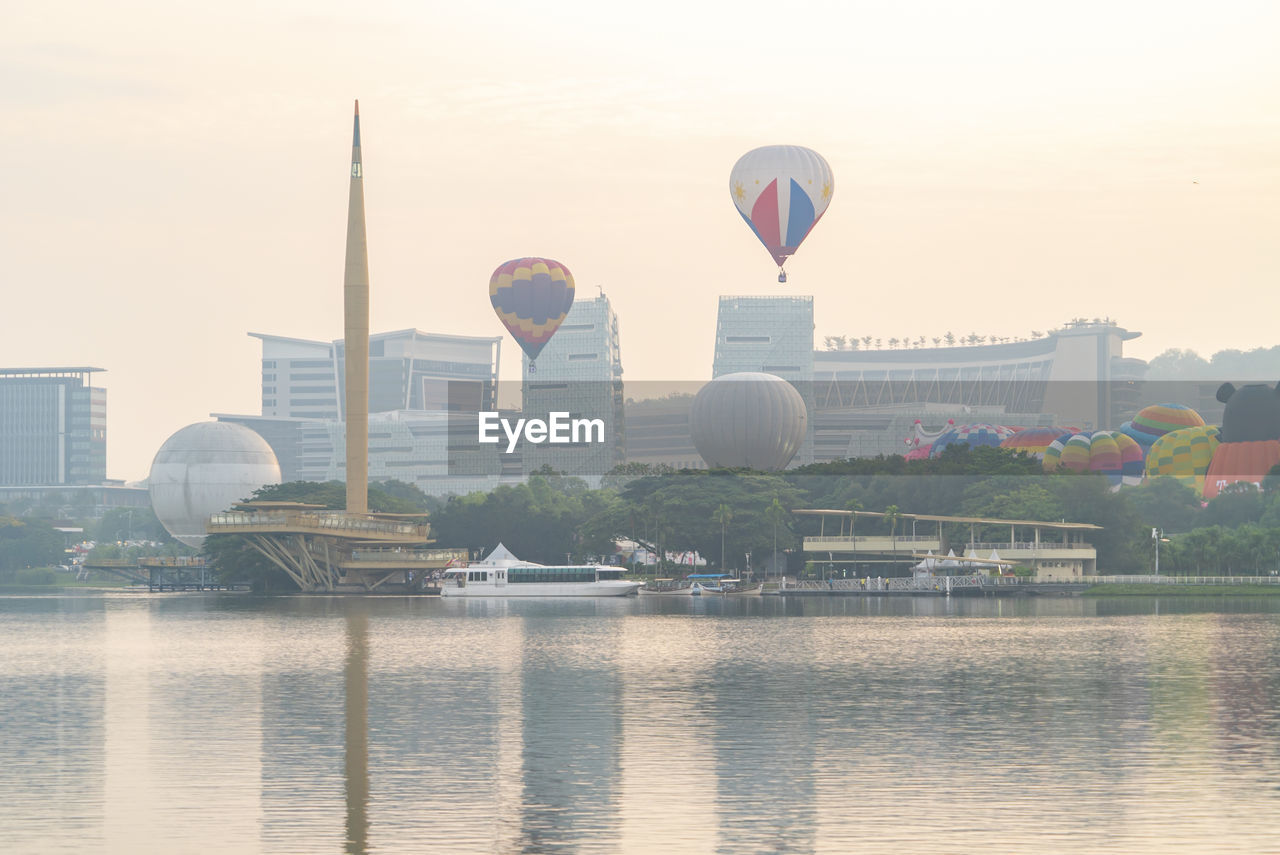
[
  {"xmin": 1120, "ymin": 403, "xmax": 1205, "ymax": 449},
  {"xmin": 1144, "ymin": 424, "xmax": 1220, "ymax": 496},
  {"xmin": 929, "ymin": 424, "xmax": 1016, "ymax": 458},
  {"xmin": 489, "ymin": 257, "xmax": 575, "ymax": 362},
  {"xmin": 1202, "ymin": 439, "xmax": 1280, "ymax": 500},
  {"xmin": 730, "ymin": 146, "xmax": 833, "ymax": 270},
  {"xmin": 999, "ymin": 427, "xmax": 1077, "ymax": 461},
  {"xmin": 690, "ymin": 373, "xmax": 807, "ymax": 470},
  {"xmin": 1043, "ymin": 430, "xmax": 1144, "ymax": 488}
]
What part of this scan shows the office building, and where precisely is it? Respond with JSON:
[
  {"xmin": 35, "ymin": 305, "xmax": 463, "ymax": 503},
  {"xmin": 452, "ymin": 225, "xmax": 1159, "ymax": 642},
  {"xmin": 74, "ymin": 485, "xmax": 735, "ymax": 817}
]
[
  {"xmin": 711, "ymin": 296, "xmax": 816, "ymax": 465},
  {"xmin": 520, "ymin": 294, "xmax": 625, "ymax": 481},
  {"xmin": 218, "ymin": 329, "xmax": 503, "ymax": 496},
  {"xmin": 0, "ymin": 368, "xmax": 106, "ymax": 486},
  {"xmin": 252, "ymin": 329, "xmax": 500, "ymax": 420}
]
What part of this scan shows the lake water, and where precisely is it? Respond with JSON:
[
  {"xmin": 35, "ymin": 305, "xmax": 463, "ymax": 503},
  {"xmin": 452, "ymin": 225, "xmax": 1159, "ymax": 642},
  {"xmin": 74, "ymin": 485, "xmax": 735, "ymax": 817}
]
[{"xmin": 2, "ymin": 592, "xmax": 1279, "ymax": 854}]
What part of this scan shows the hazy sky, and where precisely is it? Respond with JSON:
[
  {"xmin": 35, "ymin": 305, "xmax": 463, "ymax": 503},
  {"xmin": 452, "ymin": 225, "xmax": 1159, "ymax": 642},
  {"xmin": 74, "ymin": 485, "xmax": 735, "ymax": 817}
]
[{"xmin": 4, "ymin": 0, "xmax": 1278, "ymax": 480}]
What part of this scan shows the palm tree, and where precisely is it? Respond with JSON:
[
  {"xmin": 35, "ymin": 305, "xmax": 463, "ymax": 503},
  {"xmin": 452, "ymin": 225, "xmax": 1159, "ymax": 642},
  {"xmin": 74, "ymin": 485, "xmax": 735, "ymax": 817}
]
[
  {"xmin": 764, "ymin": 497, "xmax": 787, "ymax": 579},
  {"xmin": 862, "ymin": 335, "xmax": 873, "ymax": 349},
  {"xmin": 944, "ymin": 331, "xmax": 955, "ymax": 346},
  {"xmin": 712, "ymin": 503, "xmax": 734, "ymax": 572},
  {"xmin": 883, "ymin": 504, "xmax": 901, "ymax": 549},
  {"xmin": 888, "ymin": 337, "xmax": 899, "ymax": 349},
  {"xmin": 844, "ymin": 498, "xmax": 863, "ymax": 538}
]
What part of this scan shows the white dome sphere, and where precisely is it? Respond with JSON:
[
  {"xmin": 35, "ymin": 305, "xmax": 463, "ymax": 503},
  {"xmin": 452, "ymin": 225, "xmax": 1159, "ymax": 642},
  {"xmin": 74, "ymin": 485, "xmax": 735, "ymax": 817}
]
[
  {"xmin": 148, "ymin": 422, "xmax": 281, "ymax": 548},
  {"xmin": 690, "ymin": 373, "xmax": 808, "ymax": 470}
]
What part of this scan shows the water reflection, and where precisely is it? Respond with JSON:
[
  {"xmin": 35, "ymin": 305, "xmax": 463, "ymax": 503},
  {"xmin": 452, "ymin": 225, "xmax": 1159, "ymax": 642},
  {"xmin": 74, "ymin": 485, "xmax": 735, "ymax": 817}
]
[
  {"xmin": 344, "ymin": 607, "xmax": 369, "ymax": 855},
  {"xmin": 2, "ymin": 594, "xmax": 1280, "ymax": 853}
]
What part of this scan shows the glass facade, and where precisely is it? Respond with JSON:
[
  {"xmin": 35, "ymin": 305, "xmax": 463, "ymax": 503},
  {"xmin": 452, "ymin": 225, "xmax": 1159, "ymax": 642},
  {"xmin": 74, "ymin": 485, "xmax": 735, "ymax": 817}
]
[
  {"xmin": 519, "ymin": 295, "xmax": 625, "ymax": 481},
  {"xmin": 0, "ymin": 368, "xmax": 107, "ymax": 486},
  {"xmin": 711, "ymin": 296, "xmax": 815, "ymax": 465}
]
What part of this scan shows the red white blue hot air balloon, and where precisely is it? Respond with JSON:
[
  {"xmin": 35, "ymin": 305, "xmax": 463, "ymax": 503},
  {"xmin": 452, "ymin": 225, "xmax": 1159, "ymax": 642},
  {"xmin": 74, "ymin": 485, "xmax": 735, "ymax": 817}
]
[{"xmin": 730, "ymin": 146, "xmax": 833, "ymax": 283}]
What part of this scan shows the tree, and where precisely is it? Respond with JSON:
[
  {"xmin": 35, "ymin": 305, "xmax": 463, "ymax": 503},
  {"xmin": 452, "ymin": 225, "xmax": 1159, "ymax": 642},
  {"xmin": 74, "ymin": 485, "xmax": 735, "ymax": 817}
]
[
  {"xmin": 764, "ymin": 497, "xmax": 787, "ymax": 578},
  {"xmin": 844, "ymin": 498, "xmax": 863, "ymax": 538},
  {"xmin": 1127, "ymin": 476, "xmax": 1202, "ymax": 533},
  {"xmin": 883, "ymin": 505, "xmax": 901, "ymax": 542},
  {"xmin": 712, "ymin": 503, "xmax": 734, "ymax": 571}
]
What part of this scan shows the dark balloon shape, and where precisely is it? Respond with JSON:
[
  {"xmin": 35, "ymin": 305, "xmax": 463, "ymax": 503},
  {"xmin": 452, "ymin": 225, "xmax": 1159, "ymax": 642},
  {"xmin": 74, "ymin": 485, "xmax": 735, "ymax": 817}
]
[{"xmin": 690, "ymin": 373, "xmax": 808, "ymax": 470}]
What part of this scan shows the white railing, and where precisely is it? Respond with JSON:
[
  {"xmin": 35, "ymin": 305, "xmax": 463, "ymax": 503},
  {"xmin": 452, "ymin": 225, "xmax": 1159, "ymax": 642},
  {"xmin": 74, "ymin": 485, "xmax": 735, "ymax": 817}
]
[
  {"xmin": 1084, "ymin": 575, "xmax": 1280, "ymax": 585},
  {"xmin": 804, "ymin": 535, "xmax": 940, "ymax": 544},
  {"xmin": 207, "ymin": 511, "xmax": 428, "ymax": 538}
]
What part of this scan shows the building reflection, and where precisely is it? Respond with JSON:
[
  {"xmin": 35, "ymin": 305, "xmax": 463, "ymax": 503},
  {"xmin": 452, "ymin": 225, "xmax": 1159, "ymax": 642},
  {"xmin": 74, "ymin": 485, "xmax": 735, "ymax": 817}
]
[{"xmin": 344, "ymin": 607, "xmax": 369, "ymax": 854}]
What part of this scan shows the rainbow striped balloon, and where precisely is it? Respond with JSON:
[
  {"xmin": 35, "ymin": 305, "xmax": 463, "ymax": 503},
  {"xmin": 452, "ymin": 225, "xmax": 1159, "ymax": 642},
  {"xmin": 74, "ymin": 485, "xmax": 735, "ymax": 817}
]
[
  {"xmin": 999, "ymin": 427, "xmax": 1077, "ymax": 461},
  {"xmin": 1044, "ymin": 430, "xmax": 1144, "ymax": 488},
  {"xmin": 1119, "ymin": 403, "xmax": 1205, "ymax": 448}
]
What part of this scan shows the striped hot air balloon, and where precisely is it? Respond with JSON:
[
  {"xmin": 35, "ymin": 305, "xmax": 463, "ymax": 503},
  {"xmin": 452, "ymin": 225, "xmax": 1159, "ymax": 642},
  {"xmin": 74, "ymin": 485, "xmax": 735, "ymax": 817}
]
[
  {"xmin": 1043, "ymin": 430, "xmax": 1144, "ymax": 488},
  {"xmin": 489, "ymin": 257, "xmax": 575, "ymax": 370},
  {"xmin": 730, "ymin": 146, "xmax": 833, "ymax": 283},
  {"xmin": 1144, "ymin": 425, "xmax": 1220, "ymax": 496},
  {"xmin": 1119, "ymin": 403, "xmax": 1205, "ymax": 450},
  {"xmin": 999, "ymin": 427, "xmax": 1078, "ymax": 461}
]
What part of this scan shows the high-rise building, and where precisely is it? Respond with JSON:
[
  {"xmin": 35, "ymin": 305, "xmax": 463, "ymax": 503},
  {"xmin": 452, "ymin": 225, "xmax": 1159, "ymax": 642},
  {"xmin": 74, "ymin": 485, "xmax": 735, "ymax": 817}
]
[
  {"xmin": 519, "ymin": 294, "xmax": 625, "ymax": 481},
  {"xmin": 711, "ymin": 296, "xmax": 816, "ymax": 465},
  {"xmin": 0, "ymin": 368, "xmax": 106, "ymax": 486},
  {"xmin": 251, "ymin": 329, "xmax": 501, "ymax": 421},
  {"xmin": 218, "ymin": 329, "xmax": 503, "ymax": 496}
]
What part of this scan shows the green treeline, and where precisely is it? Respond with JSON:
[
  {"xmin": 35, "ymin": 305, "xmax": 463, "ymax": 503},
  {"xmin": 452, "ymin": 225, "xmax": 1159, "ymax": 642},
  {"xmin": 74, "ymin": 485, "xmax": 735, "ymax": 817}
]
[{"xmin": 208, "ymin": 451, "xmax": 1280, "ymax": 584}]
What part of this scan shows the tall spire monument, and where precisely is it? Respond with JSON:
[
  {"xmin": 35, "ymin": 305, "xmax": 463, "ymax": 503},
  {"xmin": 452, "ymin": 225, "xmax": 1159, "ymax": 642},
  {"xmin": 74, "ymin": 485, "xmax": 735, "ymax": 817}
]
[{"xmin": 344, "ymin": 100, "xmax": 370, "ymax": 514}]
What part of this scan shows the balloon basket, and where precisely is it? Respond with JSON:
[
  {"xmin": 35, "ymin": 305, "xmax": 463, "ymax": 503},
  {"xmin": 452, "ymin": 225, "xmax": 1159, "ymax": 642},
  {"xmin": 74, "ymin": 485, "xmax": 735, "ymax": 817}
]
[{"xmin": 777, "ymin": 269, "xmax": 787, "ymax": 284}]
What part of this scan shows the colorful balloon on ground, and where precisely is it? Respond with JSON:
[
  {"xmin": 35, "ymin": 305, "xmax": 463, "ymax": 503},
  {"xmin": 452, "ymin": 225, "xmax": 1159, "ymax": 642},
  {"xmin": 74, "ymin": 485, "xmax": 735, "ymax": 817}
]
[
  {"xmin": 1119, "ymin": 403, "xmax": 1205, "ymax": 449},
  {"xmin": 904, "ymin": 444, "xmax": 932, "ymax": 461},
  {"xmin": 1144, "ymin": 425, "xmax": 1220, "ymax": 495},
  {"xmin": 489, "ymin": 257, "xmax": 575, "ymax": 367},
  {"xmin": 1201, "ymin": 440, "xmax": 1280, "ymax": 500},
  {"xmin": 999, "ymin": 427, "xmax": 1077, "ymax": 461},
  {"xmin": 929, "ymin": 424, "xmax": 1017, "ymax": 458},
  {"xmin": 1043, "ymin": 430, "xmax": 1144, "ymax": 487},
  {"xmin": 730, "ymin": 145, "xmax": 833, "ymax": 282}
]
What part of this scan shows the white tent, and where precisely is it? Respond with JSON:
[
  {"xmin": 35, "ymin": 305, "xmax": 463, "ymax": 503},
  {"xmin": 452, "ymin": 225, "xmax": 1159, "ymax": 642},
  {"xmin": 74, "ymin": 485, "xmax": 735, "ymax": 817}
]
[{"xmin": 480, "ymin": 542, "xmax": 521, "ymax": 565}]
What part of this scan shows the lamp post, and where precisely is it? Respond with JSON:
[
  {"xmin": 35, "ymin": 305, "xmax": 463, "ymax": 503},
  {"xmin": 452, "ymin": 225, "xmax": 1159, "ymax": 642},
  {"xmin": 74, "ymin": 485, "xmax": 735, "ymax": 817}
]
[{"xmin": 1152, "ymin": 527, "xmax": 1162, "ymax": 577}]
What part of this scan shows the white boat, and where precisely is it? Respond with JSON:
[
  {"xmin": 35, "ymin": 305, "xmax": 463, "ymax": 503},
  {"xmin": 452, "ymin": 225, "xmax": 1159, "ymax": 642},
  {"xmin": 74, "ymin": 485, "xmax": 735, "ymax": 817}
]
[
  {"xmin": 439, "ymin": 543, "xmax": 641, "ymax": 598},
  {"xmin": 690, "ymin": 575, "xmax": 763, "ymax": 596}
]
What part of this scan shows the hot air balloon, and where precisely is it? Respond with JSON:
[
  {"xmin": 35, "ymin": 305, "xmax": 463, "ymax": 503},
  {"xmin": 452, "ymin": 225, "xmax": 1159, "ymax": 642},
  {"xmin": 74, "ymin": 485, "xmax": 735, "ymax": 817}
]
[
  {"xmin": 690, "ymin": 373, "xmax": 808, "ymax": 470},
  {"xmin": 999, "ymin": 427, "xmax": 1078, "ymax": 461},
  {"xmin": 1144, "ymin": 424, "xmax": 1220, "ymax": 496},
  {"xmin": 1118, "ymin": 403, "xmax": 1205, "ymax": 450},
  {"xmin": 730, "ymin": 146, "xmax": 833, "ymax": 283},
  {"xmin": 1201, "ymin": 440, "xmax": 1280, "ymax": 500},
  {"xmin": 489, "ymin": 257, "xmax": 575, "ymax": 372},
  {"xmin": 1043, "ymin": 430, "xmax": 1144, "ymax": 488},
  {"xmin": 928, "ymin": 424, "xmax": 1016, "ymax": 458}
]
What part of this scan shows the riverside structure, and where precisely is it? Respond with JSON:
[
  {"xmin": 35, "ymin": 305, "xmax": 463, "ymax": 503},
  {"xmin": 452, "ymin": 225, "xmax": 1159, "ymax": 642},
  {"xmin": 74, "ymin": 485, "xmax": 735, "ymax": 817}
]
[
  {"xmin": 796, "ymin": 509, "xmax": 1102, "ymax": 581},
  {"xmin": 205, "ymin": 103, "xmax": 461, "ymax": 592}
]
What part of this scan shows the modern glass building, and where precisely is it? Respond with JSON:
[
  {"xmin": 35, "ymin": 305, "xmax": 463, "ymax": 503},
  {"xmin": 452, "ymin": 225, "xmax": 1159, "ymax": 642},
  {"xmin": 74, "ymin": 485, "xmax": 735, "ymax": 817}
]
[
  {"xmin": 711, "ymin": 296, "xmax": 816, "ymax": 465},
  {"xmin": 0, "ymin": 367, "xmax": 106, "ymax": 486},
  {"xmin": 519, "ymin": 294, "xmax": 625, "ymax": 481},
  {"xmin": 250, "ymin": 329, "xmax": 501, "ymax": 420},
  {"xmin": 219, "ymin": 329, "xmax": 504, "ymax": 497}
]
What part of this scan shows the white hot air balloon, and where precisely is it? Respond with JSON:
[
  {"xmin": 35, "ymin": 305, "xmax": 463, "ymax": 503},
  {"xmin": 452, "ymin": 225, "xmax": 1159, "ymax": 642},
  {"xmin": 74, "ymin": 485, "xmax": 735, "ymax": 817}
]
[{"xmin": 729, "ymin": 145, "xmax": 834, "ymax": 282}]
